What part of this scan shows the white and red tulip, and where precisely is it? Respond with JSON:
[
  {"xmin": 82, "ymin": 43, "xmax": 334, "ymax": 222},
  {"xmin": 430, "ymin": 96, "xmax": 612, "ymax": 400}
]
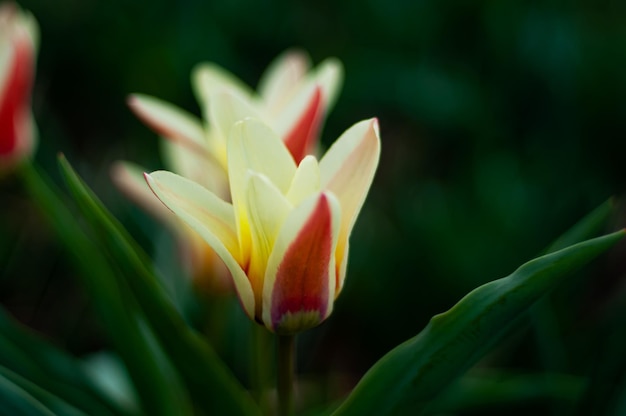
[
  {"xmin": 115, "ymin": 50, "xmax": 342, "ymax": 292},
  {"xmin": 146, "ymin": 117, "xmax": 380, "ymax": 334},
  {"xmin": 0, "ymin": 2, "xmax": 37, "ymax": 175}
]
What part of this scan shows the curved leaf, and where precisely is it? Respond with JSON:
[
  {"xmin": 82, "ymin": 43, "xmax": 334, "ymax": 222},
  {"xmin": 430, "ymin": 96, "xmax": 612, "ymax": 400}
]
[
  {"xmin": 0, "ymin": 365, "xmax": 88, "ymax": 416},
  {"xmin": 57, "ymin": 154, "xmax": 260, "ymax": 415},
  {"xmin": 333, "ymin": 229, "xmax": 625, "ymax": 415},
  {"xmin": 19, "ymin": 162, "xmax": 192, "ymax": 416},
  {"xmin": 0, "ymin": 370, "xmax": 56, "ymax": 416},
  {"xmin": 0, "ymin": 308, "xmax": 122, "ymax": 415},
  {"xmin": 425, "ymin": 371, "xmax": 584, "ymax": 414}
]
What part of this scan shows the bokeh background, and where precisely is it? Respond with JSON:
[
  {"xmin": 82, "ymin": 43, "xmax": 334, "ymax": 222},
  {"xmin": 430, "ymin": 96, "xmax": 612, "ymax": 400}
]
[{"xmin": 2, "ymin": 0, "xmax": 626, "ymax": 414}]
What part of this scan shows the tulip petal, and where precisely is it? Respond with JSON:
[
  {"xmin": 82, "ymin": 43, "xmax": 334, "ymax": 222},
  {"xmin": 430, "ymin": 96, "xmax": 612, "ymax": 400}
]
[
  {"xmin": 0, "ymin": 6, "xmax": 36, "ymax": 167},
  {"xmin": 312, "ymin": 57, "xmax": 343, "ymax": 114},
  {"xmin": 257, "ymin": 49, "xmax": 310, "ymax": 114},
  {"xmin": 319, "ymin": 118, "xmax": 381, "ymax": 293},
  {"xmin": 127, "ymin": 94, "xmax": 208, "ymax": 156},
  {"xmin": 145, "ymin": 171, "xmax": 255, "ymax": 318},
  {"xmin": 208, "ymin": 91, "xmax": 265, "ymax": 167},
  {"xmin": 228, "ymin": 119, "xmax": 297, "ymax": 269},
  {"xmin": 245, "ymin": 172, "xmax": 293, "ymax": 318},
  {"xmin": 111, "ymin": 161, "xmax": 176, "ymax": 226},
  {"xmin": 228, "ymin": 118, "xmax": 296, "ymax": 202},
  {"xmin": 191, "ymin": 64, "xmax": 254, "ymax": 168},
  {"xmin": 160, "ymin": 138, "xmax": 229, "ymax": 199},
  {"xmin": 286, "ymin": 155, "xmax": 320, "ymax": 206},
  {"xmin": 280, "ymin": 86, "xmax": 322, "ymax": 163},
  {"xmin": 262, "ymin": 192, "xmax": 341, "ymax": 334},
  {"xmin": 192, "ymin": 62, "xmax": 254, "ymax": 111}
]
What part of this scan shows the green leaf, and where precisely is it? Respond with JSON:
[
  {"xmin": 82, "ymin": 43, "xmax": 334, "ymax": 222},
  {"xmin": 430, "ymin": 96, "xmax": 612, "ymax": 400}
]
[
  {"xmin": 0, "ymin": 365, "xmax": 89, "ymax": 416},
  {"xmin": 333, "ymin": 229, "xmax": 625, "ymax": 415},
  {"xmin": 426, "ymin": 371, "xmax": 584, "ymax": 414},
  {"xmin": 577, "ymin": 276, "xmax": 626, "ymax": 414},
  {"xmin": 57, "ymin": 155, "xmax": 259, "ymax": 415},
  {"xmin": 529, "ymin": 198, "xmax": 615, "ymax": 379},
  {"xmin": 19, "ymin": 162, "xmax": 192, "ymax": 416},
  {"xmin": 0, "ymin": 370, "xmax": 56, "ymax": 416},
  {"xmin": 0, "ymin": 308, "xmax": 122, "ymax": 415}
]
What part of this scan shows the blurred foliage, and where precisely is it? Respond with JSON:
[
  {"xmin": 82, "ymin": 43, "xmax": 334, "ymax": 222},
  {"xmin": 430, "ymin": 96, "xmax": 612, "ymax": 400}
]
[{"xmin": 2, "ymin": 0, "xmax": 626, "ymax": 414}]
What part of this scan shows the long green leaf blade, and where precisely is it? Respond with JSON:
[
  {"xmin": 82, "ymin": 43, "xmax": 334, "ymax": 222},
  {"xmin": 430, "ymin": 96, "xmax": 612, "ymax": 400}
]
[
  {"xmin": 19, "ymin": 162, "xmax": 192, "ymax": 416},
  {"xmin": 0, "ymin": 370, "xmax": 56, "ymax": 416},
  {"xmin": 57, "ymin": 155, "xmax": 259, "ymax": 415},
  {"xmin": 333, "ymin": 229, "xmax": 625, "ymax": 415},
  {"xmin": 426, "ymin": 371, "xmax": 584, "ymax": 414},
  {"xmin": 0, "ymin": 308, "xmax": 121, "ymax": 416},
  {"xmin": 529, "ymin": 198, "xmax": 615, "ymax": 387},
  {"xmin": 0, "ymin": 365, "xmax": 88, "ymax": 416}
]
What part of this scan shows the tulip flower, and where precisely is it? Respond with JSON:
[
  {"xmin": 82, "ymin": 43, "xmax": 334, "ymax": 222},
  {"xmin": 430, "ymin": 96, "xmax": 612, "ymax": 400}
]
[
  {"xmin": 115, "ymin": 50, "xmax": 342, "ymax": 292},
  {"xmin": 0, "ymin": 2, "xmax": 37, "ymax": 175},
  {"xmin": 145, "ymin": 117, "xmax": 380, "ymax": 334},
  {"xmin": 128, "ymin": 48, "xmax": 343, "ymax": 171}
]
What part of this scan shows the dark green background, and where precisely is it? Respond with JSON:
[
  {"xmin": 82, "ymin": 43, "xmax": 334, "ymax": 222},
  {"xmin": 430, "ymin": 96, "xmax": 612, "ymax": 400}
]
[{"xmin": 2, "ymin": 1, "xmax": 626, "ymax": 414}]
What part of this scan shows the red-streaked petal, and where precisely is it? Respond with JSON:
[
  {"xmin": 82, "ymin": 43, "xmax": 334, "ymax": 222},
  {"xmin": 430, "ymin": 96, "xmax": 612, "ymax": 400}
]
[
  {"xmin": 319, "ymin": 118, "xmax": 381, "ymax": 294},
  {"xmin": 281, "ymin": 86, "xmax": 322, "ymax": 164},
  {"xmin": 312, "ymin": 57, "xmax": 343, "ymax": 113},
  {"xmin": 127, "ymin": 94, "xmax": 208, "ymax": 156},
  {"xmin": 258, "ymin": 49, "xmax": 310, "ymax": 113},
  {"xmin": 145, "ymin": 171, "xmax": 255, "ymax": 318},
  {"xmin": 262, "ymin": 192, "xmax": 341, "ymax": 334},
  {"xmin": 111, "ymin": 161, "xmax": 177, "ymax": 227},
  {"xmin": 0, "ymin": 8, "xmax": 35, "ymax": 163}
]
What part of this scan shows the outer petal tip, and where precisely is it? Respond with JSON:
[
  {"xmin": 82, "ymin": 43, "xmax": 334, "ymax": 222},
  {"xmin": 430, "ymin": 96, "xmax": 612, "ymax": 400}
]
[
  {"xmin": 126, "ymin": 94, "xmax": 140, "ymax": 109},
  {"xmin": 372, "ymin": 117, "xmax": 380, "ymax": 134}
]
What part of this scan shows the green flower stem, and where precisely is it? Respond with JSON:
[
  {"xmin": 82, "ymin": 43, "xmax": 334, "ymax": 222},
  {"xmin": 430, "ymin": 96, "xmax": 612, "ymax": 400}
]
[
  {"xmin": 251, "ymin": 324, "xmax": 272, "ymax": 414},
  {"xmin": 277, "ymin": 334, "xmax": 295, "ymax": 416}
]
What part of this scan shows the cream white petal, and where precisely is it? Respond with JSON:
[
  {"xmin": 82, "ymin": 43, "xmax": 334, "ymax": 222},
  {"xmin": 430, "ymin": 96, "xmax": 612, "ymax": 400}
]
[
  {"xmin": 319, "ymin": 118, "xmax": 380, "ymax": 290},
  {"xmin": 244, "ymin": 172, "xmax": 293, "ymax": 315},
  {"xmin": 228, "ymin": 118, "xmax": 296, "ymax": 204},
  {"xmin": 257, "ymin": 49, "xmax": 310, "ymax": 115},
  {"xmin": 145, "ymin": 171, "xmax": 255, "ymax": 318},
  {"xmin": 0, "ymin": 4, "xmax": 39, "ymax": 51},
  {"xmin": 286, "ymin": 155, "xmax": 320, "ymax": 206},
  {"xmin": 209, "ymin": 91, "xmax": 265, "ymax": 165},
  {"xmin": 160, "ymin": 138, "xmax": 229, "ymax": 199},
  {"xmin": 192, "ymin": 64, "xmax": 255, "ymax": 166},
  {"xmin": 228, "ymin": 119, "xmax": 297, "ymax": 265},
  {"xmin": 191, "ymin": 62, "xmax": 254, "ymax": 110},
  {"xmin": 313, "ymin": 57, "xmax": 343, "ymax": 111},
  {"xmin": 0, "ymin": 37, "xmax": 13, "ymax": 101},
  {"xmin": 111, "ymin": 161, "xmax": 176, "ymax": 227},
  {"xmin": 0, "ymin": 4, "xmax": 38, "ymax": 85},
  {"xmin": 127, "ymin": 94, "xmax": 207, "ymax": 155}
]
